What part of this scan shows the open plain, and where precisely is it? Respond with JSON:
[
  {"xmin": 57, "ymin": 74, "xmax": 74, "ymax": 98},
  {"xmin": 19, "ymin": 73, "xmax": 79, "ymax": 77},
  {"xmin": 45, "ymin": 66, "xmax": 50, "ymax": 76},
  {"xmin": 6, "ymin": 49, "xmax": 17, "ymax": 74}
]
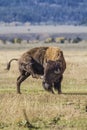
[{"xmin": 0, "ymin": 43, "xmax": 87, "ymax": 130}]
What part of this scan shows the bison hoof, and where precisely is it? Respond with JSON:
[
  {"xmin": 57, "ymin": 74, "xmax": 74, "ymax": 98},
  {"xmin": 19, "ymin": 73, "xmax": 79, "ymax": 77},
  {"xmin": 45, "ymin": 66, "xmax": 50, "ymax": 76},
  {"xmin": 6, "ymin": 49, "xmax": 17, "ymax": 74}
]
[
  {"xmin": 58, "ymin": 91, "xmax": 62, "ymax": 94},
  {"xmin": 17, "ymin": 92, "xmax": 21, "ymax": 94}
]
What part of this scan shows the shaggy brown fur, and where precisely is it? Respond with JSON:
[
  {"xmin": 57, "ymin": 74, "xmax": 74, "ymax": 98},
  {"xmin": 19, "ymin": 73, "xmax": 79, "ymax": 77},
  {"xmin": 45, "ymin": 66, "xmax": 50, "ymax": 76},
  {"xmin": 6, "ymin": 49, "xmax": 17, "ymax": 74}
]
[
  {"xmin": 44, "ymin": 47, "xmax": 66, "ymax": 73},
  {"xmin": 7, "ymin": 46, "xmax": 66, "ymax": 94}
]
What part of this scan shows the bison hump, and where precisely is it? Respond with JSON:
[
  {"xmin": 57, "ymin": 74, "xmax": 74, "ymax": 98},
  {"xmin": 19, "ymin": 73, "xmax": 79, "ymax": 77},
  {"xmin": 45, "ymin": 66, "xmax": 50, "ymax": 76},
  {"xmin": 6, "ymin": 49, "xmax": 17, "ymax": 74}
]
[
  {"xmin": 45, "ymin": 47, "xmax": 62, "ymax": 61},
  {"xmin": 44, "ymin": 47, "xmax": 66, "ymax": 72}
]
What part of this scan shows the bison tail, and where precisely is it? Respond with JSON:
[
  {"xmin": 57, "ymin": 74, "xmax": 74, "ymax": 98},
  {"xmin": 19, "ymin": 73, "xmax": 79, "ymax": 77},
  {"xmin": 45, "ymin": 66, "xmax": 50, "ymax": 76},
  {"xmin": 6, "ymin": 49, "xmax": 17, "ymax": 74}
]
[{"xmin": 6, "ymin": 58, "xmax": 18, "ymax": 70}]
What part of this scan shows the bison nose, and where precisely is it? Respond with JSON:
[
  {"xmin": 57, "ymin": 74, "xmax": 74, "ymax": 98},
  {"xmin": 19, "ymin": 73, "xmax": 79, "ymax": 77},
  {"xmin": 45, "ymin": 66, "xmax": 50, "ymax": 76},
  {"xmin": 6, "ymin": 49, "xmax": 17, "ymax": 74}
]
[{"xmin": 42, "ymin": 81, "xmax": 50, "ymax": 90}]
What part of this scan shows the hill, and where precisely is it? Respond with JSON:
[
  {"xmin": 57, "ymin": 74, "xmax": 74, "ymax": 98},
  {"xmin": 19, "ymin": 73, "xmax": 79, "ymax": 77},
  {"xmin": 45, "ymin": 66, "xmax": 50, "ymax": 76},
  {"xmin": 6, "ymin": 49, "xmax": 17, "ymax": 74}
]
[{"xmin": 0, "ymin": 0, "xmax": 87, "ymax": 25}]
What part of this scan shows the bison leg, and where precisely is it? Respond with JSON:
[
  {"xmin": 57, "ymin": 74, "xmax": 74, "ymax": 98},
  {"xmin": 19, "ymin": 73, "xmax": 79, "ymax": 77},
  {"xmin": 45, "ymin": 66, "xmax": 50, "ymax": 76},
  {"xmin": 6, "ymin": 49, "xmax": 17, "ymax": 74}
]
[
  {"xmin": 54, "ymin": 76, "xmax": 63, "ymax": 94},
  {"xmin": 17, "ymin": 73, "xmax": 30, "ymax": 94}
]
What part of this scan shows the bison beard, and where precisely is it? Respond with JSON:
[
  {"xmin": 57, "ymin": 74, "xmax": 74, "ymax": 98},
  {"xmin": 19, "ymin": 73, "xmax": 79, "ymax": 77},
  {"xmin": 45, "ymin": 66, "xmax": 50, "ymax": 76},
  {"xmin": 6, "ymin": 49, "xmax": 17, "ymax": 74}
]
[{"xmin": 6, "ymin": 47, "xmax": 66, "ymax": 94}]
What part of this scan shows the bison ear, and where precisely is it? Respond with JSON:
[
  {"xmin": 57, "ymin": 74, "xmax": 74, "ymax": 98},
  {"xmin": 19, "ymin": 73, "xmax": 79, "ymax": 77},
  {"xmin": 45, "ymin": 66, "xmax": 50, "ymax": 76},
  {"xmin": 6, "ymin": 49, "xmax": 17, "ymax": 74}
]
[{"xmin": 54, "ymin": 68, "xmax": 61, "ymax": 74}]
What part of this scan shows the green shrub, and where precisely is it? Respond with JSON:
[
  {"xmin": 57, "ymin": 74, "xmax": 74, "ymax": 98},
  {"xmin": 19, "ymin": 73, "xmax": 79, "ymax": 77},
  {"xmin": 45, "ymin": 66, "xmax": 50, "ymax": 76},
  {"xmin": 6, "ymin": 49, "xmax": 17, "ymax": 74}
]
[
  {"xmin": 72, "ymin": 37, "xmax": 82, "ymax": 43},
  {"xmin": 11, "ymin": 38, "xmax": 22, "ymax": 44},
  {"xmin": 45, "ymin": 37, "xmax": 55, "ymax": 43}
]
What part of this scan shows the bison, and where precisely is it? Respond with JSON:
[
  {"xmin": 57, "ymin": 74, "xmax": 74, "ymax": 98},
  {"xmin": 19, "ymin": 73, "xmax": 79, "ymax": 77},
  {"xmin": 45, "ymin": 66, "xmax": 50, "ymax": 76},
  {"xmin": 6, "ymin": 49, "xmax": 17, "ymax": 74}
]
[{"xmin": 6, "ymin": 47, "xmax": 66, "ymax": 94}]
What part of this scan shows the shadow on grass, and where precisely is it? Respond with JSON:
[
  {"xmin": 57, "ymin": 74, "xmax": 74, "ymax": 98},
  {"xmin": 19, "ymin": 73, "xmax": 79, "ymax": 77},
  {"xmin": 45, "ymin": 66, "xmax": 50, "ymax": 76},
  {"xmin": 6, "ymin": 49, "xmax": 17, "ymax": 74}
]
[{"xmin": 63, "ymin": 92, "xmax": 87, "ymax": 95}]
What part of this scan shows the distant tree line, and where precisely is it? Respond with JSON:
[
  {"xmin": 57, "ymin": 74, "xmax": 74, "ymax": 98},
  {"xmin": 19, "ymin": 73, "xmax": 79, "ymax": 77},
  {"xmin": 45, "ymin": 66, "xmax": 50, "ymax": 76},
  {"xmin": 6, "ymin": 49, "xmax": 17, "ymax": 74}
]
[
  {"xmin": 0, "ymin": 36, "xmax": 82, "ymax": 44},
  {"xmin": 0, "ymin": 0, "xmax": 87, "ymax": 25}
]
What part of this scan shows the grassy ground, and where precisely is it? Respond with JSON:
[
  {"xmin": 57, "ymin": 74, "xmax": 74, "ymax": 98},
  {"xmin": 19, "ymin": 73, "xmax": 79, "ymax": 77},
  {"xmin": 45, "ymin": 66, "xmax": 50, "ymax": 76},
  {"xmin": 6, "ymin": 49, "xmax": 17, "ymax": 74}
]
[{"xmin": 0, "ymin": 43, "xmax": 87, "ymax": 130}]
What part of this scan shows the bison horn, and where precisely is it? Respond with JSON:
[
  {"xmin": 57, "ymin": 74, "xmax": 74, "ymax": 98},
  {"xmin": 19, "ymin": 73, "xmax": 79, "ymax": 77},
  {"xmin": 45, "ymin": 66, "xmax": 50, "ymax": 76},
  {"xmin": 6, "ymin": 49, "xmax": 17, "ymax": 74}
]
[
  {"xmin": 25, "ymin": 62, "xmax": 33, "ymax": 66},
  {"xmin": 40, "ymin": 76, "xmax": 44, "ymax": 79},
  {"xmin": 54, "ymin": 68, "xmax": 61, "ymax": 74}
]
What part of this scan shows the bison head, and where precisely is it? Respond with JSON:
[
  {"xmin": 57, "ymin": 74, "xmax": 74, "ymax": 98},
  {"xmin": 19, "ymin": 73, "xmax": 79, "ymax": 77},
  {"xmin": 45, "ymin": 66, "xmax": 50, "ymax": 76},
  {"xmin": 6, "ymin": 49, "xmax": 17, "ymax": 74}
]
[{"xmin": 42, "ymin": 60, "xmax": 63, "ymax": 90}]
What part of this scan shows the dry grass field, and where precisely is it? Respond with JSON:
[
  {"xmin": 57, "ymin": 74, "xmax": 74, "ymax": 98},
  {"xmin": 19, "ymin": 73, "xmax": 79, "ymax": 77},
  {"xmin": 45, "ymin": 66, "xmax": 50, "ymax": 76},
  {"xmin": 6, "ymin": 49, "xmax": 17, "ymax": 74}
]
[{"xmin": 0, "ymin": 43, "xmax": 87, "ymax": 130}]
